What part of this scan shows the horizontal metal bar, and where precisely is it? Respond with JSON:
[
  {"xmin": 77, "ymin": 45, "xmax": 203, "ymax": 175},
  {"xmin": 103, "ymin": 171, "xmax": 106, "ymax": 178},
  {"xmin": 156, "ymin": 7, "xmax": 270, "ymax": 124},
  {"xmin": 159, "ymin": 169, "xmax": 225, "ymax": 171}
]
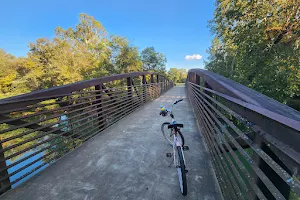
[
  {"xmin": 5, "ymin": 92, "xmax": 153, "ymax": 175},
  {"xmin": 0, "ymin": 84, "xmax": 165, "ymax": 193},
  {"xmin": 80, "ymin": 93, "xmax": 150, "ymax": 141},
  {"xmin": 0, "ymin": 93, "xmax": 142, "ymax": 143},
  {"xmin": 189, "ymin": 86, "xmax": 266, "ymax": 199},
  {"xmin": 0, "ymin": 96, "xmax": 153, "ymax": 179},
  {"xmin": 1, "ymin": 94, "xmax": 152, "ymax": 161},
  {"xmin": 0, "ymin": 152, "xmax": 64, "ymax": 192},
  {"xmin": 188, "ymin": 82, "xmax": 300, "ymax": 143},
  {"xmin": 0, "ymin": 106, "xmax": 133, "ymax": 163},
  {"xmin": 195, "ymin": 110, "xmax": 239, "ymax": 199},
  {"xmin": 0, "ymin": 72, "xmax": 167, "ymax": 112},
  {"xmin": 2, "ymin": 113, "xmax": 103, "ymax": 171},
  {"xmin": 0, "ymin": 83, "xmax": 156, "ymax": 115},
  {"xmin": 201, "ymin": 117, "xmax": 243, "ymax": 200},
  {"xmin": 188, "ymin": 69, "xmax": 300, "ymax": 122},
  {"xmin": 189, "ymin": 86, "xmax": 249, "ymax": 199},
  {"xmin": 0, "ymin": 145, "xmax": 68, "ymax": 183},
  {"xmin": 188, "ymin": 86, "xmax": 236, "ymax": 199},
  {"xmin": 0, "ymin": 89, "xmax": 137, "ymax": 136},
  {"xmin": 1, "ymin": 95, "xmax": 142, "ymax": 153},
  {"xmin": 190, "ymin": 90, "xmax": 266, "ymax": 200},
  {"xmin": 190, "ymin": 83, "xmax": 300, "ymax": 165},
  {"xmin": 1, "ymin": 87, "xmax": 162, "ymax": 175},
  {"xmin": 189, "ymin": 83, "xmax": 300, "ymax": 194},
  {"xmin": 0, "ymin": 88, "xmax": 133, "ymax": 124},
  {"xmin": 189, "ymin": 85, "xmax": 286, "ymax": 200},
  {"xmin": 82, "ymin": 85, "xmax": 162, "ymax": 141},
  {"xmin": 189, "ymin": 84, "xmax": 300, "ymax": 180}
]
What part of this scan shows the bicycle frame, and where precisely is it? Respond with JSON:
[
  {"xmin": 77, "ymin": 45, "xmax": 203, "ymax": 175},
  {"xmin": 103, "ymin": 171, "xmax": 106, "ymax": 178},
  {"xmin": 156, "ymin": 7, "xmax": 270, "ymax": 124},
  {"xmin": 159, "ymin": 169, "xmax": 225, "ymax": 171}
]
[
  {"xmin": 161, "ymin": 98, "xmax": 186, "ymax": 165},
  {"xmin": 172, "ymin": 132, "xmax": 186, "ymax": 167},
  {"xmin": 160, "ymin": 98, "xmax": 187, "ymax": 196}
]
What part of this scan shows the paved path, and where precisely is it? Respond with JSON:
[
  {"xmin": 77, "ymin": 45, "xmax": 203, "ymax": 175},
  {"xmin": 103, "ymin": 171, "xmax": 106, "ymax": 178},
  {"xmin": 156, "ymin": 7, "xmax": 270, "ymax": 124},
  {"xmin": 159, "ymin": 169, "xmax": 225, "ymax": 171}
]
[{"xmin": 1, "ymin": 87, "xmax": 222, "ymax": 200}]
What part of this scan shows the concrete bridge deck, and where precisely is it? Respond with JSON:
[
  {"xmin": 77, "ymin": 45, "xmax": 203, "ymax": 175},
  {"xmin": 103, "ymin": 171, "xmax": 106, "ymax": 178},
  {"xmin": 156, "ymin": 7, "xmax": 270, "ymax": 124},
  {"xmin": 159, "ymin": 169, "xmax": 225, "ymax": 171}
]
[{"xmin": 1, "ymin": 87, "xmax": 222, "ymax": 200}]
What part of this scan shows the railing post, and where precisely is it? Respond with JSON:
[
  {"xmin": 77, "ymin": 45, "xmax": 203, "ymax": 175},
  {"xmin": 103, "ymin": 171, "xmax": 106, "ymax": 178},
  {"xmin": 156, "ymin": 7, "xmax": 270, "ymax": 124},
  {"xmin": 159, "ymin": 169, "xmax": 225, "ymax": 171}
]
[
  {"xmin": 196, "ymin": 74, "xmax": 200, "ymax": 85},
  {"xmin": 150, "ymin": 74, "xmax": 154, "ymax": 83},
  {"xmin": 142, "ymin": 75, "xmax": 147, "ymax": 104},
  {"xmin": 160, "ymin": 76, "xmax": 165, "ymax": 94},
  {"xmin": 131, "ymin": 80, "xmax": 141, "ymax": 102},
  {"xmin": 204, "ymin": 81, "xmax": 214, "ymax": 106},
  {"xmin": 156, "ymin": 74, "xmax": 160, "ymax": 96},
  {"xmin": 127, "ymin": 77, "xmax": 132, "ymax": 102},
  {"xmin": 190, "ymin": 73, "xmax": 196, "ymax": 83},
  {"xmin": 193, "ymin": 74, "xmax": 201, "ymax": 99},
  {"xmin": 252, "ymin": 136, "xmax": 291, "ymax": 199},
  {"xmin": 165, "ymin": 77, "xmax": 167, "ymax": 92},
  {"xmin": 163, "ymin": 77, "xmax": 166, "ymax": 93},
  {"xmin": 95, "ymin": 84, "xmax": 105, "ymax": 130},
  {"xmin": 0, "ymin": 144, "xmax": 11, "ymax": 194},
  {"xmin": 150, "ymin": 74, "xmax": 155, "ymax": 98},
  {"xmin": 166, "ymin": 79, "xmax": 169, "ymax": 90}
]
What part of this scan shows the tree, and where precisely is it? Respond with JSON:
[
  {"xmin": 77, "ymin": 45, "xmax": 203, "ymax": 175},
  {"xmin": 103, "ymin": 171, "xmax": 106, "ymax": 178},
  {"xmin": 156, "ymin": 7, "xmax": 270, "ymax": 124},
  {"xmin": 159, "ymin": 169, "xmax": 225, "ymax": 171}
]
[
  {"xmin": 23, "ymin": 14, "xmax": 111, "ymax": 90},
  {"xmin": 19, "ymin": 14, "xmax": 143, "ymax": 91},
  {"xmin": 141, "ymin": 47, "xmax": 167, "ymax": 73},
  {"xmin": 0, "ymin": 49, "xmax": 29, "ymax": 97},
  {"xmin": 206, "ymin": 0, "xmax": 300, "ymax": 108},
  {"xmin": 0, "ymin": 14, "xmax": 166, "ymax": 99},
  {"xmin": 108, "ymin": 36, "xmax": 142, "ymax": 74},
  {"xmin": 168, "ymin": 68, "xmax": 187, "ymax": 83},
  {"xmin": 0, "ymin": 14, "xmax": 166, "ymax": 180},
  {"xmin": 0, "ymin": 49, "xmax": 17, "ymax": 94}
]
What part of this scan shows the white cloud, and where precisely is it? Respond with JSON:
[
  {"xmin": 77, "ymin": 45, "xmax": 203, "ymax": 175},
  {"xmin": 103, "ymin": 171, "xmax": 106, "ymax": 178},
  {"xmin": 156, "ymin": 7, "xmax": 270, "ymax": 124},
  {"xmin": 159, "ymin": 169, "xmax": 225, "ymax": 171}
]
[{"xmin": 185, "ymin": 54, "xmax": 203, "ymax": 60}]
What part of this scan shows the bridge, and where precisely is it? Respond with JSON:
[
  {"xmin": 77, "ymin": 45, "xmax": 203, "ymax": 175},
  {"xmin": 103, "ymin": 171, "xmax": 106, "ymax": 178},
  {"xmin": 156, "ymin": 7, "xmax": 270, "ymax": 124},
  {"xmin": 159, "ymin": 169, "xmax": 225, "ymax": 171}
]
[{"xmin": 0, "ymin": 70, "xmax": 299, "ymax": 200}]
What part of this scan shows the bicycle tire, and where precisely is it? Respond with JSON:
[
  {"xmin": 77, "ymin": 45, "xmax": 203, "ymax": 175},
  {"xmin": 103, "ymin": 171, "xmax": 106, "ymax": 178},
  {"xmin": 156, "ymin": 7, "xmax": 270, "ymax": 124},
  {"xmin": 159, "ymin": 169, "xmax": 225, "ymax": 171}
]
[
  {"xmin": 161, "ymin": 122, "xmax": 185, "ymax": 146},
  {"xmin": 177, "ymin": 146, "xmax": 187, "ymax": 196}
]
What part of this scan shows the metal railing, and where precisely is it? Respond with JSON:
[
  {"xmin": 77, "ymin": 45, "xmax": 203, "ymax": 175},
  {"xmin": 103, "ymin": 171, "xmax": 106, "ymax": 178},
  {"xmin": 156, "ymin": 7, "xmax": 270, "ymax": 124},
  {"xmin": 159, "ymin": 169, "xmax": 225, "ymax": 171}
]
[
  {"xmin": 187, "ymin": 69, "xmax": 300, "ymax": 200},
  {"xmin": 0, "ymin": 72, "xmax": 173, "ymax": 194}
]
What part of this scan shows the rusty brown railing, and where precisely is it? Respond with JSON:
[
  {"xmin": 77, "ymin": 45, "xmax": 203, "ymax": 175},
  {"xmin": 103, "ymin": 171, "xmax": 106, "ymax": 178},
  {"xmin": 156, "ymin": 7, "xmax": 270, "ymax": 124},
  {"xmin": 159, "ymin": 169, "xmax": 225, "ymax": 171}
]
[
  {"xmin": 187, "ymin": 69, "xmax": 300, "ymax": 200},
  {"xmin": 0, "ymin": 72, "xmax": 173, "ymax": 194}
]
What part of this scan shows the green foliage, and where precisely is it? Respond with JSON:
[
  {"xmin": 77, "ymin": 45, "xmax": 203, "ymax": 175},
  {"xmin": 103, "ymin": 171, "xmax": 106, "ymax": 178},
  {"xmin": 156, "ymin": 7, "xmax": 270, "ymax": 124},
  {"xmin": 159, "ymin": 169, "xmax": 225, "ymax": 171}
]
[
  {"xmin": 167, "ymin": 68, "xmax": 187, "ymax": 83},
  {"xmin": 206, "ymin": 0, "xmax": 300, "ymax": 109},
  {"xmin": 0, "ymin": 50, "xmax": 29, "ymax": 97},
  {"xmin": 0, "ymin": 14, "xmax": 164, "ymax": 99},
  {"xmin": 141, "ymin": 47, "xmax": 167, "ymax": 73},
  {"xmin": 109, "ymin": 35, "xmax": 142, "ymax": 74},
  {"xmin": 0, "ymin": 14, "xmax": 179, "ymax": 184}
]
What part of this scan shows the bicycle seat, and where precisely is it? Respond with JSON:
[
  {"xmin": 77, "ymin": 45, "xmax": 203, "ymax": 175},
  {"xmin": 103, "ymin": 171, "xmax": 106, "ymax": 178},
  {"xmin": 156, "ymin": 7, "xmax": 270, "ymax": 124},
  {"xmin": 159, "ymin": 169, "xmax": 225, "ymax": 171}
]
[{"xmin": 168, "ymin": 124, "xmax": 183, "ymax": 129}]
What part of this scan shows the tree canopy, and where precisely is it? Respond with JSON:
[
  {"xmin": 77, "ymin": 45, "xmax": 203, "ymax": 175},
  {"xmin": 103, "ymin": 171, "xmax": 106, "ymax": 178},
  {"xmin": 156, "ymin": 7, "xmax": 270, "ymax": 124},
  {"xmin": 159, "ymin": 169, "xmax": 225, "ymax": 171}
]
[
  {"xmin": 206, "ymin": 0, "xmax": 300, "ymax": 109},
  {"xmin": 167, "ymin": 68, "xmax": 187, "ymax": 83},
  {"xmin": 141, "ymin": 47, "xmax": 167, "ymax": 73},
  {"xmin": 0, "ymin": 14, "xmax": 170, "ymax": 99}
]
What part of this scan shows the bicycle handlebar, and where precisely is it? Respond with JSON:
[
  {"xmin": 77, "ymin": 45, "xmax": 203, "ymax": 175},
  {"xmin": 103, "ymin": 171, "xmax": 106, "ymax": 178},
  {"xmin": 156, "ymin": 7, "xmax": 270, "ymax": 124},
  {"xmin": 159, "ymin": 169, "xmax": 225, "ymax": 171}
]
[
  {"xmin": 159, "ymin": 99, "xmax": 183, "ymax": 117},
  {"xmin": 174, "ymin": 99, "xmax": 183, "ymax": 105}
]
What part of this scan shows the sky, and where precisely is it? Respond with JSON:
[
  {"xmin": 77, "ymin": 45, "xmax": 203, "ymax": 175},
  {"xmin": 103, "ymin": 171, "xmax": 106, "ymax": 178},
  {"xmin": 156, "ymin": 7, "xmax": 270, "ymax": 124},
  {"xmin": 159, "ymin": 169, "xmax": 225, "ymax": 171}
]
[{"xmin": 0, "ymin": 0, "xmax": 216, "ymax": 70}]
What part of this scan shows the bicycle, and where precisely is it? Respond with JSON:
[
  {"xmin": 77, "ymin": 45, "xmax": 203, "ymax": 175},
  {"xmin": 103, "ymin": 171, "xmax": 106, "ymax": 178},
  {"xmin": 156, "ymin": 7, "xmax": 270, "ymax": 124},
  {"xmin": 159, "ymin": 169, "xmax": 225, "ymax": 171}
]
[{"xmin": 159, "ymin": 99, "xmax": 189, "ymax": 196}]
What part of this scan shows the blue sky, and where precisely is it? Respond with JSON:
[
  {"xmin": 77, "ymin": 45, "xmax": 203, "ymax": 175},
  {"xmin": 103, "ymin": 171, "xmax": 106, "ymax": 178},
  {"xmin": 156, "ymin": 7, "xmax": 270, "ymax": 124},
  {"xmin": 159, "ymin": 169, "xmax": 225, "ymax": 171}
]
[{"xmin": 0, "ymin": 0, "xmax": 215, "ymax": 70}]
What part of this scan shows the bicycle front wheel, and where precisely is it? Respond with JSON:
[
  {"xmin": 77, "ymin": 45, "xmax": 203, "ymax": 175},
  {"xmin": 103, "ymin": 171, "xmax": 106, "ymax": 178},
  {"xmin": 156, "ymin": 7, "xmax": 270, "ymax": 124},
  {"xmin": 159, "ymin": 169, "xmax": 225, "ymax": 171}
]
[
  {"xmin": 161, "ymin": 122, "xmax": 185, "ymax": 146},
  {"xmin": 177, "ymin": 146, "xmax": 187, "ymax": 196}
]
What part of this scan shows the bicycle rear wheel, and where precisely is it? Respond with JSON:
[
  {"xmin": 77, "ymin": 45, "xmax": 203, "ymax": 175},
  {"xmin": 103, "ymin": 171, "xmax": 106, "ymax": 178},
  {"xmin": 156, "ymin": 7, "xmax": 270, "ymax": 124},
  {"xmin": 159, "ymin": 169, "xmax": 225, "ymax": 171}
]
[
  {"xmin": 161, "ymin": 122, "xmax": 185, "ymax": 146},
  {"xmin": 177, "ymin": 146, "xmax": 187, "ymax": 196}
]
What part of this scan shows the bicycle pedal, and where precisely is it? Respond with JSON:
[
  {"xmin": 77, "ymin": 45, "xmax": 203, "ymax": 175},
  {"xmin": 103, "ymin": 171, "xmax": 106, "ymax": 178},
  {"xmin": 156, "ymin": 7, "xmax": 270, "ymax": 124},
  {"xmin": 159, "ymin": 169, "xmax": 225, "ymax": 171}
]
[
  {"xmin": 183, "ymin": 146, "xmax": 189, "ymax": 151},
  {"xmin": 166, "ymin": 153, "xmax": 172, "ymax": 157}
]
